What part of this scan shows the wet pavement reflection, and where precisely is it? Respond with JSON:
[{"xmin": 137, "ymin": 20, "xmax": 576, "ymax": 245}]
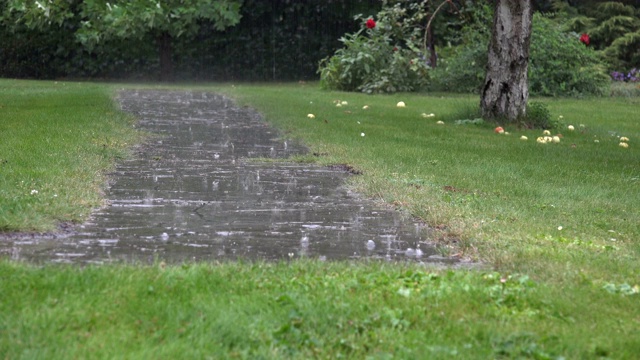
[{"xmin": 2, "ymin": 90, "xmax": 466, "ymax": 265}]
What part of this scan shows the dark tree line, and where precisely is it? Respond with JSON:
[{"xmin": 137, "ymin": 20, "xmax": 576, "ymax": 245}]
[{"xmin": 0, "ymin": 0, "xmax": 380, "ymax": 81}]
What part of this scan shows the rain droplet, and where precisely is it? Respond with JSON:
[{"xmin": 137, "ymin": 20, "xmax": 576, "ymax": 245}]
[{"xmin": 366, "ymin": 240, "xmax": 376, "ymax": 250}]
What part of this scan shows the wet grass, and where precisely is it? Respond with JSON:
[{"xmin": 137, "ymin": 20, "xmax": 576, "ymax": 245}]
[
  {"xmin": 0, "ymin": 79, "xmax": 143, "ymax": 231},
  {"xmin": 2, "ymin": 260, "xmax": 638, "ymax": 359},
  {"xmin": 1, "ymin": 80, "xmax": 639, "ymax": 358},
  {"xmin": 222, "ymin": 84, "xmax": 639, "ymax": 276}
]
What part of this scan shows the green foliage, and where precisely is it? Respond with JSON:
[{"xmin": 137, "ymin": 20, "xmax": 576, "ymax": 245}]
[
  {"xmin": 0, "ymin": 0, "xmax": 159, "ymax": 79},
  {"xmin": 0, "ymin": 0, "xmax": 381, "ymax": 81},
  {"xmin": 427, "ymin": 1, "xmax": 492, "ymax": 93},
  {"xmin": 428, "ymin": 36, "xmax": 489, "ymax": 93},
  {"xmin": 560, "ymin": 1, "xmax": 640, "ymax": 71},
  {"xmin": 521, "ymin": 102, "xmax": 556, "ymax": 129},
  {"xmin": 5, "ymin": 0, "xmax": 242, "ymax": 43},
  {"xmin": 319, "ymin": 1, "xmax": 430, "ymax": 93},
  {"xmin": 2, "ymin": 0, "xmax": 243, "ymax": 80},
  {"xmin": 430, "ymin": 12, "xmax": 610, "ymax": 97},
  {"xmin": 604, "ymin": 31, "xmax": 640, "ymax": 70},
  {"xmin": 529, "ymin": 14, "xmax": 611, "ymax": 97},
  {"xmin": 2, "ymin": 0, "xmax": 75, "ymax": 29},
  {"xmin": 76, "ymin": 0, "xmax": 243, "ymax": 49}
]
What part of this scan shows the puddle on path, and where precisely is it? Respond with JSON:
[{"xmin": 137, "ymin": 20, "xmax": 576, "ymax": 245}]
[{"xmin": 2, "ymin": 90, "xmax": 468, "ymax": 266}]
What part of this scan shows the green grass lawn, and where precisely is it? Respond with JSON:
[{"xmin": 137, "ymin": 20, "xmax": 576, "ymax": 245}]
[
  {"xmin": 1, "ymin": 80, "xmax": 638, "ymax": 358},
  {"xmin": 222, "ymin": 83, "xmax": 639, "ymax": 279},
  {"xmin": 0, "ymin": 79, "xmax": 143, "ymax": 231},
  {"xmin": 1, "ymin": 260, "xmax": 638, "ymax": 359}
]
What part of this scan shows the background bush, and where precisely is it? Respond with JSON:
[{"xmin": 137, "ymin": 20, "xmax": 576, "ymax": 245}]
[
  {"xmin": 318, "ymin": 2, "xmax": 431, "ymax": 94},
  {"xmin": 528, "ymin": 14, "xmax": 611, "ymax": 97},
  {"xmin": 559, "ymin": 1, "xmax": 640, "ymax": 72},
  {"xmin": 430, "ymin": 12, "xmax": 611, "ymax": 97},
  {"xmin": 427, "ymin": 2, "xmax": 492, "ymax": 94}
]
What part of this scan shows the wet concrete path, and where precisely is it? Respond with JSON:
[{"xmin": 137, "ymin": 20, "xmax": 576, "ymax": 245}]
[{"xmin": 3, "ymin": 90, "xmax": 464, "ymax": 265}]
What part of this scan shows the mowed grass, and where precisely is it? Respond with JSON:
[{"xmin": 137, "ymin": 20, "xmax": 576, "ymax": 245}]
[
  {"xmin": 0, "ymin": 79, "xmax": 142, "ymax": 231},
  {"xmin": 1, "ymin": 80, "xmax": 639, "ymax": 358},
  {"xmin": 222, "ymin": 83, "xmax": 639, "ymax": 280},
  {"xmin": 1, "ymin": 260, "xmax": 639, "ymax": 359}
]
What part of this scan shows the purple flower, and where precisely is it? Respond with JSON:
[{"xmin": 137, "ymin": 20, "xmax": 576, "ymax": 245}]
[
  {"xmin": 611, "ymin": 71, "xmax": 625, "ymax": 82},
  {"xmin": 610, "ymin": 69, "xmax": 639, "ymax": 82}
]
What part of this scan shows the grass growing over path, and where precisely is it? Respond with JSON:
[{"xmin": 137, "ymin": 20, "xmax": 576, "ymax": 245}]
[
  {"xmin": 1, "ymin": 80, "xmax": 639, "ymax": 358},
  {"xmin": 0, "ymin": 79, "xmax": 142, "ymax": 231}
]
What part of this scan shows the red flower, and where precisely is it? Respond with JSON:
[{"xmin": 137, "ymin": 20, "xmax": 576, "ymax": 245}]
[
  {"xmin": 366, "ymin": 18, "xmax": 376, "ymax": 29},
  {"xmin": 580, "ymin": 33, "xmax": 590, "ymax": 45}
]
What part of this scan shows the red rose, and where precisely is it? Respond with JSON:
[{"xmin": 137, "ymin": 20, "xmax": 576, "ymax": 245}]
[
  {"xmin": 366, "ymin": 18, "xmax": 376, "ymax": 29},
  {"xmin": 580, "ymin": 33, "xmax": 590, "ymax": 45}
]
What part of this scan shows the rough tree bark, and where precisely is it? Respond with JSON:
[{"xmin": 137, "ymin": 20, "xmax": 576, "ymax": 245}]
[{"xmin": 480, "ymin": 0, "xmax": 533, "ymax": 122}]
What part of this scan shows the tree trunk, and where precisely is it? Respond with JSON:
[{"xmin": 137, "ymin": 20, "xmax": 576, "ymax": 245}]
[
  {"xmin": 480, "ymin": 0, "xmax": 532, "ymax": 122},
  {"xmin": 157, "ymin": 32, "xmax": 173, "ymax": 81}
]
